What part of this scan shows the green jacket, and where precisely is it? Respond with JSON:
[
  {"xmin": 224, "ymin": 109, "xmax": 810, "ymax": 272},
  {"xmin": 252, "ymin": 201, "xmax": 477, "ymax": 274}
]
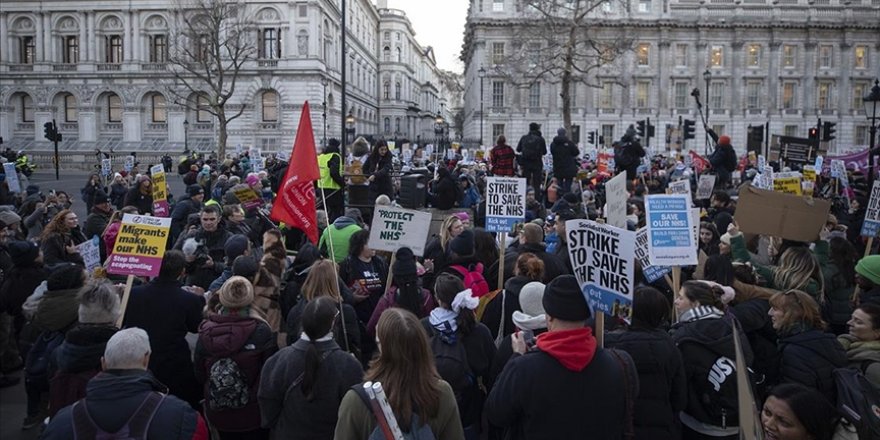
[
  {"xmin": 729, "ymin": 234, "xmax": 827, "ymax": 302},
  {"xmin": 838, "ymin": 334, "xmax": 880, "ymax": 386}
]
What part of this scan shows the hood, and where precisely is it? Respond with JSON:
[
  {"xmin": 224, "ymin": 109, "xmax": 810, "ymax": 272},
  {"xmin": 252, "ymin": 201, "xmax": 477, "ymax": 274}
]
[
  {"xmin": 292, "ymin": 242, "xmax": 321, "ymax": 274},
  {"xmin": 552, "ymin": 135, "xmax": 568, "ymax": 144},
  {"xmin": 781, "ymin": 329, "xmax": 847, "ymax": 362},
  {"xmin": 33, "ymin": 288, "xmax": 81, "ymax": 331},
  {"xmin": 332, "ymin": 216, "xmax": 358, "ymax": 229},
  {"xmin": 86, "ymin": 369, "xmax": 167, "ymax": 400},
  {"xmin": 198, "ymin": 315, "xmax": 257, "ymax": 357},
  {"xmin": 504, "ymin": 276, "xmax": 530, "ymax": 294},
  {"xmin": 536, "ymin": 327, "xmax": 597, "ymax": 372},
  {"xmin": 838, "ymin": 335, "xmax": 880, "ymax": 364},
  {"xmin": 56, "ymin": 325, "xmax": 117, "ymax": 372},
  {"xmin": 671, "ymin": 314, "xmax": 738, "ymax": 359}
]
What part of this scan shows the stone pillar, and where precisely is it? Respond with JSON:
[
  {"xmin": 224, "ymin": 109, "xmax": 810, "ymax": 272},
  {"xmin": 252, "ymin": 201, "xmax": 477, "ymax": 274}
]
[
  {"xmin": 0, "ymin": 13, "xmax": 9, "ymax": 63},
  {"xmin": 0, "ymin": 106, "xmax": 11, "ymax": 141},
  {"xmin": 130, "ymin": 10, "xmax": 139, "ymax": 62},
  {"xmin": 35, "ymin": 13, "xmax": 45, "ymax": 62},
  {"xmin": 79, "ymin": 107, "xmax": 97, "ymax": 142},
  {"xmin": 123, "ymin": 13, "xmax": 131, "ymax": 62},
  {"xmin": 804, "ymin": 42, "xmax": 817, "ymax": 113},
  {"xmin": 79, "ymin": 12, "xmax": 88, "ymax": 63},
  {"xmin": 87, "ymin": 12, "xmax": 96, "ymax": 62},
  {"xmin": 168, "ymin": 109, "xmax": 185, "ymax": 143},
  {"xmin": 122, "ymin": 110, "xmax": 140, "ymax": 142},
  {"xmin": 838, "ymin": 41, "xmax": 852, "ymax": 113},
  {"xmin": 658, "ymin": 41, "xmax": 670, "ymax": 109},
  {"xmin": 768, "ymin": 41, "xmax": 781, "ymax": 112}
]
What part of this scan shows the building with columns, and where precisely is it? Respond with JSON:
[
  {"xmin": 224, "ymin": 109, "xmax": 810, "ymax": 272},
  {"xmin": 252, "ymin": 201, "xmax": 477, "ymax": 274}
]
[
  {"xmin": 0, "ymin": 0, "xmax": 454, "ymax": 158},
  {"xmin": 461, "ymin": 0, "xmax": 880, "ymax": 154}
]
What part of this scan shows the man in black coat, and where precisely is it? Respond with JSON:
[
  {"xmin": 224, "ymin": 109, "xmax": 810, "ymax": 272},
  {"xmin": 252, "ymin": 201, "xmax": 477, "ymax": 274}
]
[
  {"xmin": 170, "ymin": 185, "xmax": 205, "ymax": 245},
  {"xmin": 122, "ymin": 250, "xmax": 206, "ymax": 409},
  {"xmin": 502, "ymin": 223, "xmax": 567, "ymax": 283},
  {"xmin": 708, "ymin": 135, "xmax": 738, "ymax": 187},
  {"xmin": 42, "ymin": 328, "xmax": 207, "ymax": 439},
  {"xmin": 173, "ymin": 205, "xmax": 230, "ymax": 290},
  {"xmin": 516, "ymin": 122, "xmax": 548, "ymax": 202},
  {"xmin": 487, "ymin": 276, "xmax": 637, "ymax": 439},
  {"xmin": 550, "ymin": 128, "xmax": 580, "ymax": 197},
  {"xmin": 82, "ymin": 191, "xmax": 112, "ymax": 241}
]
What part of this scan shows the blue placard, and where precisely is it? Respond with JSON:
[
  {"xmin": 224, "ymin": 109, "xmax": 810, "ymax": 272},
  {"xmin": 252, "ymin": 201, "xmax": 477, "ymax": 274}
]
[
  {"xmin": 862, "ymin": 220, "xmax": 880, "ymax": 238},
  {"xmin": 485, "ymin": 216, "xmax": 518, "ymax": 233}
]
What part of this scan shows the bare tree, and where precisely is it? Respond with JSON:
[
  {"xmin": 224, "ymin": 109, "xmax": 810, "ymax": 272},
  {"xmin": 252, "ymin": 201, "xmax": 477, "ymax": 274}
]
[
  {"xmin": 168, "ymin": 0, "xmax": 255, "ymax": 158},
  {"xmin": 493, "ymin": 0, "xmax": 632, "ymax": 136}
]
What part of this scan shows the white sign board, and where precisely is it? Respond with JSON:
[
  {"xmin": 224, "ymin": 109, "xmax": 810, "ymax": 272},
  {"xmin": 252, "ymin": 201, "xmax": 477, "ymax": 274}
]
[
  {"xmin": 77, "ymin": 236, "xmax": 102, "ymax": 272},
  {"xmin": 566, "ymin": 220, "xmax": 636, "ymax": 322},
  {"xmin": 635, "ymin": 227, "xmax": 671, "ymax": 283},
  {"xmin": 696, "ymin": 175, "xmax": 716, "ymax": 200},
  {"xmin": 668, "ymin": 178, "xmax": 691, "ymax": 196},
  {"xmin": 124, "ymin": 156, "xmax": 135, "ymax": 172},
  {"xmin": 3, "ymin": 163, "xmax": 20, "ymax": 193},
  {"xmin": 485, "ymin": 177, "xmax": 527, "ymax": 233},
  {"xmin": 644, "ymin": 194, "xmax": 698, "ymax": 266},
  {"xmin": 368, "ymin": 205, "xmax": 432, "ymax": 257},
  {"xmin": 101, "ymin": 158, "xmax": 112, "ymax": 177},
  {"xmin": 862, "ymin": 181, "xmax": 880, "ymax": 237},
  {"xmin": 604, "ymin": 172, "xmax": 628, "ymax": 229}
]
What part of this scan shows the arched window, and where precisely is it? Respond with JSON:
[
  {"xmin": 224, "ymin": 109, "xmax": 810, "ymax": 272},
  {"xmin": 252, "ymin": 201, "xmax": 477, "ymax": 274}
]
[
  {"xmin": 383, "ymin": 81, "xmax": 390, "ymax": 100},
  {"xmin": 64, "ymin": 94, "xmax": 77, "ymax": 122},
  {"xmin": 384, "ymin": 117, "xmax": 390, "ymax": 133},
  {"xmin": 395, "ymin": 117, "xmax": 401, "ymax": 133},
  {"xmin": 107, "ymin": 93, "xmax": 122, "ymax": 122},
  {"xmin": 262, "ymin": 90, "xmax": 279, "ymax": 122},
  {"xmin": 383, "ymin": 46, "xmax": 390, "ymax": 61},
  {"xmin": 197, "ymin": 94, "xmax": 211, "ymax": 122},
  {"xmin": 396, "ymin": 47, "xmax": 401, "ymax": 62},
  {"xmin": 395, "ymin": 82, "xmax": 401, "ymax": 100},
  {"xmin": 151, "ymin": 94, "xmax": 166, "ymax": 122}
]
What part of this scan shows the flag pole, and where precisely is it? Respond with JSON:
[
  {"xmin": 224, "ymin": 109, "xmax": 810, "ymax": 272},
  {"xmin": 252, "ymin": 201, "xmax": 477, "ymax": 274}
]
[{"xmin": 320, "ymin": 183, "xmax": 351, "ymax": 353}]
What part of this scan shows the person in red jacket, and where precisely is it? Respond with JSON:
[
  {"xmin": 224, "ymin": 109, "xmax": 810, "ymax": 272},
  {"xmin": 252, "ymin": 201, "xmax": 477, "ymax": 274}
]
[{"xmin": 490, "ymin": 135, "xmax": 516, "ymax": 177}]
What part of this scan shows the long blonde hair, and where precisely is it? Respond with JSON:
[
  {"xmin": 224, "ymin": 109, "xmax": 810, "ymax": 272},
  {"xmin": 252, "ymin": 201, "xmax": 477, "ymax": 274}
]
[
  {"xmin": 439, "ymin": 216, "xmax": 462, "ymax": 250},
  {"xmin": 301, "ymin": 259, "xmax": 341, "ymax": 301},
  {"xmin": 773, "ymin": 247, "xmax": 825, "ymax": 303}
]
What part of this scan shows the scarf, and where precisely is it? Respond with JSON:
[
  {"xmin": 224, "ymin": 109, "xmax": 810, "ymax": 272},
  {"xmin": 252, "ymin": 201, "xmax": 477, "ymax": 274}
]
[{"xmin": 678, "ymin": 305, "xmax": 725, "ymax": 323}]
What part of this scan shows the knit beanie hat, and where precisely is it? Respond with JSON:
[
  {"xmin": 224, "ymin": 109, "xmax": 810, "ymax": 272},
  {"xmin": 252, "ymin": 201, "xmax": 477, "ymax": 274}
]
[
  {"xmin": 218, "ymin": 276, "xmax": 254, "ymax": 309},
  {"xmin": 449, "ymin": 229, "xmax": 475, "ymax": 257},
  {"xmin": 543, "ymin": 275, "xmax": 590, "ymax": 321},
  {"xmin": 232, "ymin": 255, "xmax": 260, "ymax": 279},
  {"xmin": 7, "ymin": 240, "xmax": 39, "ymax": 265},
  {"xmin": 47, "ymin": 263, "xmax": 85, "ymax": 291},
  {"xmin": 557, "ymin": 127, "xmax": 566, "ymax": 137},
  {"xmin": 719, "ymin": 233, "xmax": 732, "ymax": 245},
  {"xmin": 718, "ymin": 135, "xmax": 731, "ymax": 146},
  {"xmin": 224, "ymin": 234, "xmax": 250, "ymax": 263},
  {"xmin": 512, "ymin": 282, "xmax": 547, "ymax": 331},
  {"xmin": 393, "ymin": 247, "xmax": 418, "ymax": 277},
  {"xmin": 857, "ymin": 255, "xmax": 880, "ymax": 286},
  {"xmin": 187, "ymin": 184, "xmax": 204, "ymax": 197},
  {"xmin": 246, "ymin": 174, "xmax": 260, "ymax": 187},
  {"xmin": 78, "ymin": 283, "xmax": 121, "ymax": 324},
  {"xmin": 344, "ymin": 208, "xmax": 364, "ymax": 226}
]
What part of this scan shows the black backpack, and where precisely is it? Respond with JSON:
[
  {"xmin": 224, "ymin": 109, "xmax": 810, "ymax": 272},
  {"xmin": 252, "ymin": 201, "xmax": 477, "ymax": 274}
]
[
  {"xmin": 520, "ymin": 135, "xmax": 542, "ymax": 161},
  {"xmin": 72, "ymin": 391, "xmax": 165, "ymax": 439},
  {"xmin": 25, "ymin": 330, "xmax": 66, "ymax": 392},
  {"xmin": 421, "ymin": 320, "xmax": 479, "ymax": 426},
  {"xmin": 679, "ymin": 342, "xmax": 741, "ymax": 429},
  {"xmin": 614, "ymin": 143, "xmax": 634, "ymax": 168},
  {"xmin": 834, "ymin": 366, "xmax": 880, "ymax": 439}
]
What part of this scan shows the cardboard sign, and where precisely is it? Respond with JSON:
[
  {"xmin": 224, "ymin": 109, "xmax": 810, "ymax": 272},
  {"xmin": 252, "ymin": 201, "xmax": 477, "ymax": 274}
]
[
  {"xmin": 773, "ymin": 174, "xmax": 802, "ymax": 196},
  {"xmin": 862, "ymin": 181, "xmax": 880, "ymax": 237},
  {"xmin": 734, "ymin": 184, "xmax": 831, "ymax": 242},
  {"xmin": 668, "ymin": 178, "xmax": 691, "ymax": 196},
  {"xmin": 644, "ymin": 194, "xmax": 698, "ymax": 266},
  {"xmin": 696, "ymin": 175, "xmax": 716, "ymax": 200},
  {"xmin": 604, "ymin": 172, "xmax": 628, "ymax": 229},
  {"xmin": 368, "ymin": 205, "xmax": 432, "ymax": 256},
  {"xmin": 802, "ymin": 165, "xmax": 816, "ymax": 182},
  {"xmin": 150, "ymin": 164, "xmax": 169, "ymax": 217},
  {"xmin": 566, "ymin": 219, "xmax": 636, "ymax": 322},
  {"xmin": 124, "ymin": 156, "xmax": 135, "ymax": 172},
  {"xmin": 387, "ymin": 141, "xmax": 396, "ymax": 151},
  {"xmin": 3, "ymin": 162, "xmax": 20, "ymax": 193},
  {"xmin": 232, "ymin": 186, "xmax": 263, "ymax": 211},
  {"xmin": 635, "ymin": 227, "xmax": 671, "ymax": 283},
  {"xmin": 101, "ymin": 158, "xmax": 112, "ymax": 177},
  {"xmin": 77, "ymin": 236, "xmax": 102, "ymax": 272},
  {"xmin": 485, "ymin": 177, "xmax": 527, "ymax": 233},
  {"xmin": 106, "ymin": 214, "xmax": 172, "ymax": 278}
]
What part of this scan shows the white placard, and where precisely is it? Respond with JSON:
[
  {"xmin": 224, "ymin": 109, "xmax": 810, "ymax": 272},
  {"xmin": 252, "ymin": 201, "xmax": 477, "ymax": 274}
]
[
  {"xmin": 485, "ymin": 176, "xmax": 527, "ymax": 233},
  {"xmin": 3, "ymin": 162, "xmax": 20, "ymax": 193},
  {"xmin": 604, "ymin": 172, "xmax": 628, "ymax": 229},
  {"xmin": 124, "ymin": 156, "xmax": 135, "ymax": 172},
  {"xmin": 77, "ymin": 236, "xmax": 102, "ymax": 272},
  {"xmin": 644, "ymin": 194, "xmax": 698, "ymax": 266},
  {"xmin": 668, "ymin": 178, "xmax": 691, "ymax": 196},
  {"xmin": 635, "ymin": 227, "xmax": 671, "ymax": 283},
  {"xmin": 101, "ymin": 158, "xmax": 112, "ymax": 177},
  {"xmin": 696, "ymin": 175, "xmax": 716, "ymax": 200},
  {"xmin": 862, "ymin": 181, "xmax": 880, "ymax": 237},
  {"xmin": 368, "ymin": 205, "xmax": 432, "ymax": 257}
]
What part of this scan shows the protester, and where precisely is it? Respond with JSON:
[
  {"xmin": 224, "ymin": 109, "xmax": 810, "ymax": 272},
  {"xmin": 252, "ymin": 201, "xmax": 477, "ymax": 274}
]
[
  {"xmin": 489, "ymin": 281, "xmax": 545, "ymax": 384},
  {"xmin": 81, "ymin": 173, "xmax": 105, "ymax": 212},
  {"xmin": 318, "ymin": 139, "xmax": 346, "ymax": 222},
  {"xmin": 429, "ymin": 166, "xmax": 461, "ymax": 210},
  {"xmin": 101, "ymin": 206, "xmax": 139, "ymax": 257},
  {"xmin": 761, "ymin": 384, "xmax": 839, "ymax": 440},
  {"xmin": 486, "ymin": 275, "xmax": 637, "ymax": 439},
  {"xmin": 170, "ymin": 184, "xmax": 205, "ymax": 243},
  {"xmin": 260, "ymin": 297, "xmax": 363, "ymax": 440},
  {"xmin": 123, "ymin": 175, "xmax": 154, "ymax": 215},
  {"xmin": 606, "ymin": 286, "xmax": 687, "ymax": 440},
  {"xmin": 223, "ymin": 204, "xmax": 258, "ymax": 244},
  {"xmin": 319, "ymin": 208, "xmax": 364, "ymax": 264},
  {"xmin": 458, "ymin": 175, "xmax": 481, "ymax": 210},
  {"xmin": 231, "ymin": 255, "xmax": 283, "ymax": 335},
  {"xmin": 708, "ymin": 135, "xmax": 737, "ymax": 187},
  {"xmin": 363, "ymin": 140, "xmax": 393, "ymax": 202},
  {"xmin": 109, "ymin": 173, "xmax": 128, "ymax": 209},
  {"xmin": 195, "ymin": 276, "xmax": 278, "ymax": 439},
  {"xmin": 423, "ymin": 215, "xmax": 464, "ymax": 289},
  {"xmin": 41, "ymin": 328, "xmax": 209, "ymax": 439},
  {"xmin": 367, "ymin": 247, "xmax": 435, "ymax": 338},
  {"xmin": 334, "ymin": 307, "xmax": 465, "ymax": 439},
  {"xmin": 857, "ymin": 255, "xmax": 880, "ymax": 304},
  {"xmin": 207, "ymin": 234, "xmax": 252, "ymax": 294},
  {"xmin": 824, "ymin": 237, "xmax": 858, "ymax": 335},
  {"xmin": 483, "ymin": 252, "xmax": 543, "ymax": 341},
  {"xmin": 40, "ymin": 209, "xmax": 87, "ymax": 268},
  {"xmin": 768, "ymin": 290, "xmax": 846, "ymax": 404},
  {"xmin": 489, "ymin": 135, "xmax": 516, "ymax": 177},
  {"xmin": 122, "ymin": 250, "xmax": 206, "ymax": 408},
  {"xmin": 175, "ymin": 205, "xmax": 232, "ymax": 290},
  {"xmin": 836, "ymin": 303, "xmax": 880, "ymax": 385},
  {"xmin": 699, "ymin": 222, "xmax": 721, "ymax": 256},
  {"xmin": 339, "ymin": 229, "xmax": 387, "ymax": 327},
  {"xmin": 82, "ymin": 191, "xmax": 113, "ymax": 241},
  {"xmin": 516, "ymin": 122, "xmax": 547, "ymax": 201},
  {"xmin": 502, "ymin": 223, "xmax": 566, "ymax": 282},
  {"xmin": 550, "ymin": 128, "xmax": 580, "ymax": 196}
]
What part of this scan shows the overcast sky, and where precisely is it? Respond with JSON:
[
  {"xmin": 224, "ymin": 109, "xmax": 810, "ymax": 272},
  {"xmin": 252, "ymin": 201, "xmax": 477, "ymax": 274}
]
[{"xmin": 384, "ymin": 0, "xmax": 469, "ymax": 73}]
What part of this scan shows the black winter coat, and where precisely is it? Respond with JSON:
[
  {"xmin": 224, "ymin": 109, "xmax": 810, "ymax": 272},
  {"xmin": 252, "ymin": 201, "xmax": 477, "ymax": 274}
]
[
  {"xmin": 709, "ymin": 144, "xmax": 737, "ymax": 184},
  {"xmin": 41, "ymin": 230, "xmax": 87, "ymax": 268},
  {"xmin": 605, "ymin": 328, "xmax": 687, "ymax": 440},
  {"xmin": 729, "ymin": 299, "xmax": 781, "ymax": 394},
  {"xmin": 286, "ymin": 300, "xmax": 360, "ymax": 356},
  {"xmin": 431, "ymin": 175, "xmax": 460, "ymax": 210},
  {"xmin": 502, "ymin": 242, "xmax": 567, "ymax": 283},
  {"xmin": 122, "ymin": 278, "xmax": 206, "ymax": 408},
  {"xmin": 777, "ymin": 327, "xmax": 847, "ymax": 403},
  {"xmin": 48, "ymin": 323, "xmax": 117, "ymax": 416},
  {"xmin": 363, "ymin": 153, "xmax": 393, "ymax": 199},
  {"xmin": 481, "ymin": 276, "xmax": 529, "ymax": 341},
  {"xmin": 515, "ymin": 130, "xmax": 547, "ymax": 171},
  {"xmin": 550, "ymin": 135, "xmax": 580, "ymax": 178},
  {"xmin": 0, "ymin": 263, "xmax": 46, "ymax": 316},
  {"xmin": 42, "ymin": 369, "xmax": 205, "ymax": 440},
  {"xmin": 123, "ymin": 186, "xmax": 153, "ymax": 215}
]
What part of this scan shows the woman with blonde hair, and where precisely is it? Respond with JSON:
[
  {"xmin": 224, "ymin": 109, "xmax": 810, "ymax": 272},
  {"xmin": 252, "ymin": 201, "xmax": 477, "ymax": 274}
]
[
  {"xmin": 767, "ymin": 290, "xmax": 846, "ymax": 403},
  {"xmin": 40, "ymin": 209, "xmax": 87, "ymax": 267},
  {"xmin": 285, "ymin": 260, "xmax": 360, "ymax": 356},
  {"xmin": 334, "ymin": 308, "xmax": 464, "ymax": 439},
  {"xmin": 422, "ymin": 215, "xmax": 465, "ymax": 291}
]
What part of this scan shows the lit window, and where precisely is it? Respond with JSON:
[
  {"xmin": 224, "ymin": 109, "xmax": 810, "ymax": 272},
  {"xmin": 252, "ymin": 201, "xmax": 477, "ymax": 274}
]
[
  {"xmin": 854, "ymin": 45, "xmax": 868, "ymax": 69},
  {"xmin": 108, "ymin": 94, "xmax": 122, "ymax": 122},
  {"xmin": 747, "ymin": 44, "xmax": 761, "ymax": 67},
  {"xmin": 637, "ymin": 43, "xmax": 650, "ymax": 66},
  {"xmin": 783, "ymin": 45, "xmax": 796, "ymax": 68},
  {"xmin": 710, "ymin": 45, "xmax": 723, "ymax": 67},
  {"xmin": 817, "ymin": 82, "xmax": 832, "ymax": 110}
]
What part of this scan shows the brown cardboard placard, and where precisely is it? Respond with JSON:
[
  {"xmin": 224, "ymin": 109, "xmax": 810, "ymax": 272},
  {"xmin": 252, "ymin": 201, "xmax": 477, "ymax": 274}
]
[{"xmin": 734, "ymin": 184, "xmax": 830, "ymax": 242}]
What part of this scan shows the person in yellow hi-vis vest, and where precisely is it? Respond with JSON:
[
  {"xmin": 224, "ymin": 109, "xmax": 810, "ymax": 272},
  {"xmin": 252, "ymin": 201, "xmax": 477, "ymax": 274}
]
[{"xmin": 317, "ymin": 138, "xmax": 345, "ymax": 222}]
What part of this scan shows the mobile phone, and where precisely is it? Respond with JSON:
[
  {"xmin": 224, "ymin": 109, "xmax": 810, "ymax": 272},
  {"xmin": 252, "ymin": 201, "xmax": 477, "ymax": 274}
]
[{"xmin": 522, "ymin": 329, "xmax": 536, "ymax": 349}]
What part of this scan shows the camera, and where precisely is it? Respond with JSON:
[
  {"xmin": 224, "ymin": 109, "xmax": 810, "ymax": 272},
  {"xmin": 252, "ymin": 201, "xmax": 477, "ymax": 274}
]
[{"xmin": 690, "ymin": 88, "xmax": 701, "ymax": 98}]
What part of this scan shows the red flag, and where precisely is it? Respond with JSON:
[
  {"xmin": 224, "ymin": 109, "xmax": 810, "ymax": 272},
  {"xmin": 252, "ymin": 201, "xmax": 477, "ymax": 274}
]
[
  {"xmin": 270, "ymin": 102, "xmax": 320, "ymax": 244},
  {"xmin": 689, "ymin": 150, "xmax": 711, "ymax": 174}
]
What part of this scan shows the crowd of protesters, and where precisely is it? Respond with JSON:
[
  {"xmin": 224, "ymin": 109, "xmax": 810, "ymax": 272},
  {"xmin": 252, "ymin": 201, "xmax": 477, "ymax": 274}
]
[{"xmin": 0, "ymin": 123, "xmax": 876, "ymax": 440}]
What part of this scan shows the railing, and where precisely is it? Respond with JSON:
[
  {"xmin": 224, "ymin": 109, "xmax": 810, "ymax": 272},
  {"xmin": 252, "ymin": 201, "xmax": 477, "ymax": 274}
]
[
  {"xmin": 141, "ymin": 63, "xmax": 166, "ymax": 71},
  {"xmin": 783, "ymin": 108, "xmax": 800, "ymax": 115},
  {"xmin": 257, "ymin": 59, "xmax": 278, "ymax": 68},
  {"xmin": 103, "ymin": 123, "xmax": 123, "ymax": 131},
  {"xmin": 748, "ymin": 109, "xmax": 764, "ymax": 115},
  {"xmin": 53, "ymin": 64, "xmax": 77, "ymax": 71},
  {"xmin": 9, "ymin": 64, "xmax": 33, "ymax": 72},
  {"xmin": 636, "ymin": 108, "xmax": 653, "ymax": 115},
  {"xmin": 489, "ymin": 107, "xmax": 507, "ymax": 114},
  {"xmin": 258, "ymin": 122, "xmax": 279, "ymax": 130},
  {"xmin": 60, "ymin": 122, "xmax": 78, "ymax": 131},
  {"xmin": 147, "ymin": 123, "xmax": 167, "ymax": 131},
  {"xmin": 97, "ymin": 63, "xmax": 121, "ymax": 71},
  {"xmin": 16, "ymin": 123, "xmax": 34, "ymax": 131},
  {"xmin": 192, "ymin": 122, "xmax": 214, "ymax": 130},
  {"xmin": 600, "ymin": 108, "xmax": 617, "ymax": 114}
]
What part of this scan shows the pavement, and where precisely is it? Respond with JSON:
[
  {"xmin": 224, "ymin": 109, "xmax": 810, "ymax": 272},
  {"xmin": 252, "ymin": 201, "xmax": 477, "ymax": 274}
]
[{"xmin": 0, "ymin": 169, "xmax": 187, "ymax": 439}]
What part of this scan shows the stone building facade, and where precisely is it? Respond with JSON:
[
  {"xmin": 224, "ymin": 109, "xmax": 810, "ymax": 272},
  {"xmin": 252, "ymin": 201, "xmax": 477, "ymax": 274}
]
[{"xmin": 461, "ymin": 0, "xmax": 880, "ymax": 154}]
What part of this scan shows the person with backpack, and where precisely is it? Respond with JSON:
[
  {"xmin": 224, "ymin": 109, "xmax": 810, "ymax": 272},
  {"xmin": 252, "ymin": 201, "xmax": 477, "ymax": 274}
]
[
  {"xmin": 42, "ymin": 328, "xmax": 209, "ymax": 440},
  {"xmin": 761, "ymin": 384, "xmax": 841, "ymax": 440},
  {"xmin": 550, "ymin": 128, "xmax": 580, "ymax": 197},
  {"xmin": 501, "ymin": 223, "xmax": 567, "ymax": 283},
  {"xmin": 613, "ymin": 137, "xmax": 646, "ymax": 181},
  {"xmin": 768, "ymin": 290, "xmax": 847, "ymax": 404},
  {"xmin": 486, "ymin": 275, "xmax": 638, "ymax": 439},
  {"xmin": 837, "ymin": 303, "xmax": 880, "ymax": 385},
  {"xmin": 367, "ymin": 247, "xmax": 435, "ymax": 339},
  {"xmin": 606, "ymin": 286, "xmax": 687, "ymax": 440},
  {"xmin": 671, "ymin": 280, "xmax": 753, "ymax": 440},
  {"xmin": 47, "ymin": 281, "xmax": 120, "ymax": 418},
  {"xmin": 195, "ymin": 276, "xmax": 278, "ymax": 439},
  {"xmin": 708, "ymin": 135, "xmax": 738, "ymax": 187},
  {"xmin": 516, "ymin": 122, "xmax": 547, "ymax": 202},
  {"xmin": 423, "ymin": 274, "xmax": 495, "ymax": 439},
  {"xmin": 260, "ymin": 296, "xmax": 363, "ymax": 439},
  {"xmin": 482, "ymin": 253, "xmax": 543, "ymax": 342},
  {"xmin": 335, "ymin": 307, "xmax": 465, "ymax": 439},
  {"xmin": 438, "ymin": 230, "xmax": 491, "ymax": 299}
]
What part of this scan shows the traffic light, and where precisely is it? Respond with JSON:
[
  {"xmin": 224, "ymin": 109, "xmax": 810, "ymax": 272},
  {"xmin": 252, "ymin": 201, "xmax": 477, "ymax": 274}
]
[
  {"xmin": 747, "ymin": 125, "xmax": 764, "ymax": 152},
  {"xmin": 683, "ymin": 119, "xmax": 696, "ymax": 140},
  {"xmin": 636, "ymin": 120, "xmax": 646, "ymax": 138},
  {"xmin": 647, "ymin": 123, "xmax": 655, "ymax": 138},
  {"xmin": 599, "ymin": 135, "xmax": 605, "ymax": 146},
  {"xmin": 808, "ymin": 127, "xmax": 819, "ymax": 140},
  {"xmin": 588, "ymin": 131, "xmax": 595, "ymax": 144},
  {"xmin": 822, "ymin": 121, "xmax": 837, "ymax": 142},
  {"xmin": 44, "ymin": 122, "xmax": 56, "ymax": 142}
]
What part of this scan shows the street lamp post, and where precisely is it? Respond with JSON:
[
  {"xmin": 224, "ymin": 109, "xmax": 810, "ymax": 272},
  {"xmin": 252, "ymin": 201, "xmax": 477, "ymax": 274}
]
[
  {"xmin": 864, "ymin": 79, "xmax": 880, "ymax": 191},
  {"xmin": 346, "ymin": 112, "xmax": 355, "ymax": 146},
  {"xmin": 703, "ymin": 69, "xmax": 711, "ymax": 153},
  {"xmin": 321, "ymin": 76, "xmax": 328, "ymax": 149},
  {"xmin": 183, "ymin": 119, "xmax": 189, "ymax": 153},
  {"xmin": 435, "ymin": 114, "xmax": 444, "ymax": 162},
  {"xmin": 479, "ymin": 67, "xmax": 486, "ymax": 146}
]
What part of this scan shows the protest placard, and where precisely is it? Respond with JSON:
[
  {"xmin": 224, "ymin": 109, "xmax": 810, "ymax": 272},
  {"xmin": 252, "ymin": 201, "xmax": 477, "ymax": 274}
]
[
  {"xmin": 124, "ymin": 156, "xmax": 135, "ymax": 172},
  {"xmin": 566, "ymin": 219, "xmax": 636, "ymax": 322},
  {"xmin": 696, "ymin": 175, "xmax": 716, "ymax": 200},
  {"xmin": 668, "ymin": 178, "xmax": 691, "ymax": 196},
  {"xmin": 644, "ymin": 194, "xmax": 698, "ymax": 266},
  {"xmin": 387, "ymin": 141, "xmax": 396, "ymax": 151},
  {"xmin": 830, "ymin": 159, "xmax": 846, "ymax": 179},
  {"xmin": 150, "ymin": 164, "xmax": 169, "ymax": 217},
  {"xmin": 861, "ymin": 181, "xmax": 880, "ymax": 238},
  {"xmin": 233, "ymin": 186, "xmax": 263, "ymax": 210},
  {"xmin": 3, "ymin": 162, "xmax": 20, "ymax": 193},
  {"xmin": 772, "ymin": 173, "xmax": 802, "ymax": 196},
  {"xmin": 604, "ymin": 172, "xmax": 628, "ymax": 229},
  {"xmin": 757, "ymin": 155, "xmax": 766, "ymax": 171},
  {"xmin": 77, "ymin": 236, "xmax": 102, "ymax": 272},
  {"xmin": 635, "ymin": 227, "xmax": 671, "ymax": 283},
  {"xmin": 368, "ymin": 205, "xmax": 432, "ymax": 256},
  {"xmin": 101, "ymin": 158, "xmax": 112, "ymax": 177},
  {"xmin": 815, "ymin": 155, "xmax": 824, "ymax": 172},
  {"xmin": 735, "ymin": 184, "xmax": 831, "ymax": 242},
  {"xmin": 485, "ymin": 177, "xmax": 527, "ymax": 233},
  {"xmin": 802, "ymin": 165, "xmax": 816, "ymax": 182},
  {"xmin": 107, "ymin": 214, "xmax": 172, "ymax": 278}
]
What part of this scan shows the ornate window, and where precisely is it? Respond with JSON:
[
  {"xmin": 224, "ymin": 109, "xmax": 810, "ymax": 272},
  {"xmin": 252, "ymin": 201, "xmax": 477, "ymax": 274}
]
[
  {"xmin": 262, "ymin": 91, "xmax": 279, "ymax": 122},
  {"xmin": 22, "ymin": 95, "xmax": 34, "ymax": 122},
  {"xmin": 151, "ymin": 94, "xmax": 167, "ymax": 123},
  {"xmin": 108, "ymin": 94, "xmax": 122, "ymax": 122},
  {"xmin": 64, "ymin": 94, "xmax": 78, "ymax": 122}
]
